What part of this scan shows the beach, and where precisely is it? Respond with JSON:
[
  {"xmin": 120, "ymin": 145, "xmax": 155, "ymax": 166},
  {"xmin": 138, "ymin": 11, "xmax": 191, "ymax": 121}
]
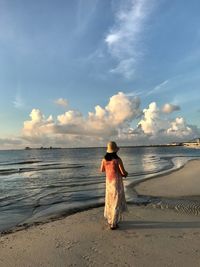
[
  {"xmin": 135, "ymin": 159, "xmax": 200, "ymax": 197},
  {"xmin": 0, "ymin": 160, "xmax": 200, "ymax": 267}
]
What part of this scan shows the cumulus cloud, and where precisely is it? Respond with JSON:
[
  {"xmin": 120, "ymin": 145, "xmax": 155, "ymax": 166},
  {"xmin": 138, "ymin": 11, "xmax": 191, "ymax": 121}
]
[
  {"xmin": 22, "ymin": 92, "xmax": 142, "ymax": 146},
  {"xmin": 138, "ymin": 102, "xmax": 168, "ymax": 135},
  {"xmin": 105, "ymin": 92, "xmax": 141, "ymax": 124},
  {"xmin": 19, "ymin": 93, "xmax": 200, "ymax": 147},
  {"xmin": 135, "ymin": 102, "xmax": 198, "ymax": 143},
  {"xmin": 105, "ymin": 0, "xmax": 156, "ymax": 78},
  {"xmin": 167, "ymin": 117, "xmax": 192, "ymax": 136},
  {"xmin": 54, "ymin": 98, "xmax": 68, "ymax": 108},
  {"xmin": 23, "ymin": 109, "xmax": 54, "ymax": 138},
  {"xmin": 162, "ymin": 103, "xmax": 180, "ymax": 114}
]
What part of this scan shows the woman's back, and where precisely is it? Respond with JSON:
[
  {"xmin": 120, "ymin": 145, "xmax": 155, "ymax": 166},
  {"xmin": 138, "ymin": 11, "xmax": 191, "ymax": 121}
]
[{"xmin": 103, "ymin": 159, "xmax": 122, "ymax": 182}]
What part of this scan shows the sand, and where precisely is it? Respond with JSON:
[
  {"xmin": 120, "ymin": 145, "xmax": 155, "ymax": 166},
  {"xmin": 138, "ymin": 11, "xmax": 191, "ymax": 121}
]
[
  {"xmin": 0, "ymin": 160, "xmax": 200, "ymax": 267},
  {"xmin": 135, "ymin": 159, "xmax": 200, "ymax": 197}
]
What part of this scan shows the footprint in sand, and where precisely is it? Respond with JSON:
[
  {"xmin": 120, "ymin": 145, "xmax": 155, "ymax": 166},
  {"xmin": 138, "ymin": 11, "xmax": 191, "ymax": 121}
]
[
  {"xmin": 82, "ymin": 254, "xmax": 94, "ymax": 266},
  {"xmin": 91, "ymin": 246, "xmax": 99, "ymax": 253}
]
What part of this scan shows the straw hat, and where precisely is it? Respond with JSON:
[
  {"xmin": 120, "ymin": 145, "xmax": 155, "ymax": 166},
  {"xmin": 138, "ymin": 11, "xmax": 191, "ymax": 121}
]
[{"xmin": 106, "ymin": 141, "xmax": 119, "ymax": 153}]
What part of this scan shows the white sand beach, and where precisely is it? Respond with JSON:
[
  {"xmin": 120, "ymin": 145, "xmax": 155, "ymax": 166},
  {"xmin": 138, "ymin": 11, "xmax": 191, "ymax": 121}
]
[
  {"xmin": 135, "ymin": 159, "xmax": 200, "ymax": 197},
  {"xmin": 0, "ymin": 160, "xmax": 200, "ymax": 267}
]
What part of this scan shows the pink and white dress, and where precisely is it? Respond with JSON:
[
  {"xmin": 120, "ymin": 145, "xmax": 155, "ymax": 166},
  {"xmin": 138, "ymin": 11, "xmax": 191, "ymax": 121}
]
[{"xmin": 101, "ymin": 158, "xmax": 127, "ymax": 226}]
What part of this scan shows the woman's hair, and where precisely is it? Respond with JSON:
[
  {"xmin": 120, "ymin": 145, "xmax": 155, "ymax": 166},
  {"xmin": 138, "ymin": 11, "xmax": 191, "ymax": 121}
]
[{"xmin": 104, "ymin": 152, "xmax": 119, "ymax": 161}]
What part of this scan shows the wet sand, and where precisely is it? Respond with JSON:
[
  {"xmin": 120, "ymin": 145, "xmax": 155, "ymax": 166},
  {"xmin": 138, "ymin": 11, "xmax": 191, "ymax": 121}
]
[{"xmin": 0, "ymin": 160, "xmax": 200, "ymax": 267}]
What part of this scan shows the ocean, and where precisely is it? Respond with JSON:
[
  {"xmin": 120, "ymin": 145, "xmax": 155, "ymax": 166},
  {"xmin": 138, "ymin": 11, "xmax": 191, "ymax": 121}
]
[{"xmin": 0, "ymin": 146, "xmax": 200, "ymax": 234}]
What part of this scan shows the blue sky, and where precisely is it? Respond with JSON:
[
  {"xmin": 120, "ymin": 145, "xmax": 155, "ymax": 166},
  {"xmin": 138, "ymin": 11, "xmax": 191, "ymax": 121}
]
[{"xmin": 0, "ymin": 0, "xmax": 200, "ymax": 148}]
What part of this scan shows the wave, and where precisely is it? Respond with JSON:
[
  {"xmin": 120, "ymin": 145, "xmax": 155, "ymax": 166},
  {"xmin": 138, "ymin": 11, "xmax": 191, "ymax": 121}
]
[
  {"xmin": 0, "ymin": 160, "xmax": 42, "ymax": 166},
  {"xmin": 0, "ymin": 164, "xmax": 85, "ymax": 175}
]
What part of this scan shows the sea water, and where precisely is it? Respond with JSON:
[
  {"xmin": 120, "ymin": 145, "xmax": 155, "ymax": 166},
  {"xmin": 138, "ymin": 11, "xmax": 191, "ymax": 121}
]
[{"xmin": 0, "ymin": 146, "xmax": 200, "ymax": 233}]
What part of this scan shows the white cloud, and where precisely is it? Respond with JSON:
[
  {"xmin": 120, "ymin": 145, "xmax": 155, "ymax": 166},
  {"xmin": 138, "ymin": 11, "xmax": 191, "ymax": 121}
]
[
  {"xmin": 105, "ymin": 0, "xmax": 156, "ymax": 78},
  {"xmin": 105, "ymin": 92, "xmax": 141, "ymax": 124},
  {"xmin": 22, "ymin": 92, "xmax": 142, "ymax": 146},
  {"xmin": 135, "ymin": 102, "xmax": 198, "ymax": 143},
  {"xmin": 147, "ymin": 80, "xmax": 169, "ymax": 96},
  {"xmin": 62, "ymin": 92, "xmax": 137, "ymax": 134},
  {"xmin": 1, "ymin": 92, "xmax": 197, "ymax": 149},
  {"xmin": 138, "ymin": 102, "xmax": 168, "ymax": 135},
  {"xmin": 57, "ymin": 110, "xmax": 83, "ymax": 125},
  {"xmin": 23, "ymin": 109, "xmax": 54, "ymax": 138},
  {"xmin": 167, "ymin": 117, "xmax": 193, "ymax": 136},
  {"xmin": 162, "ymin": 103, "xmax": 180, "ymax": 114},
  {"xmin": 54, "ymin": 98, "xmax": 68, "ymax": 108}
]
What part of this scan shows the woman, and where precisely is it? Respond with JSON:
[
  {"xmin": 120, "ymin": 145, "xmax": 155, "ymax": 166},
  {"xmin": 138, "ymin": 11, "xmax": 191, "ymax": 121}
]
[{"xmin": 100, "ymin": 141, "xmax": 128, "ymax": 230}]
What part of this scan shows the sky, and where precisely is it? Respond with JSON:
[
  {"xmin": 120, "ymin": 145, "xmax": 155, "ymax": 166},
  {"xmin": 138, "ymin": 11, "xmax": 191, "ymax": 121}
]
[{"xmin": 0, "ymin": 0, "xmax": 200, "ymax": 149}]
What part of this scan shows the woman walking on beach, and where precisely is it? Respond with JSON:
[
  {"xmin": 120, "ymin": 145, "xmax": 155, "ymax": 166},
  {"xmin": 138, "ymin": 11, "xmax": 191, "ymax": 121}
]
[{"xmin": 101, "ymin": 141, "xmax": 128, "ymax": 230}]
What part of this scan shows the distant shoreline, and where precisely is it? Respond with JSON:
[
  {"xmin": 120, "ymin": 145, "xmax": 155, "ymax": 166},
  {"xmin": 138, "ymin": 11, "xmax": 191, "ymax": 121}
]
[
  {"xmin": 0, "ymin": 143, "xmax": 199, "ymax": 151},
  {"xmin": 25, "ymin": 143, "xmax": 200, "ymax": 150},
  {"xmin": 24, "ymin": 144, "xmax": 181, "ymax": 150}
]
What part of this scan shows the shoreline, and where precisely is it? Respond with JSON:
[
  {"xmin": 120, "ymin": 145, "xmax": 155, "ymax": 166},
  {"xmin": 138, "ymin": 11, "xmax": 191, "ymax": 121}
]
[
  {"xmin": 125, "ymin": 156, "xmax": 194, "ymax": 205},
  {"xmin": 130, "ymin": 157, "xmax": 198, "ymax": 189},
  {"xmin": 1, "ymin": 160, "xmax": 200, "ymax": 266},
  {"xmin": 1, "ymin": 157, "xmax": 199, "ymax": 236},
  {"xmin": 132, "ymin": 159, "xmax": 200, "ymax": 216},
  {"xmin": 0, "ymin": 202, "xmax": 104, "ymax": 237},
  {"xmin": 135, "ymin": 159, "xmax": 200, "ymax": 198}
]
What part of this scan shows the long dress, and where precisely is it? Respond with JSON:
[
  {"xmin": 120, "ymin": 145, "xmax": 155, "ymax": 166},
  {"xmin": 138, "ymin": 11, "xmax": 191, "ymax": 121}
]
[{"xmin": 102, "ymin": 158, "xmax": 127, "ymax": 226}]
